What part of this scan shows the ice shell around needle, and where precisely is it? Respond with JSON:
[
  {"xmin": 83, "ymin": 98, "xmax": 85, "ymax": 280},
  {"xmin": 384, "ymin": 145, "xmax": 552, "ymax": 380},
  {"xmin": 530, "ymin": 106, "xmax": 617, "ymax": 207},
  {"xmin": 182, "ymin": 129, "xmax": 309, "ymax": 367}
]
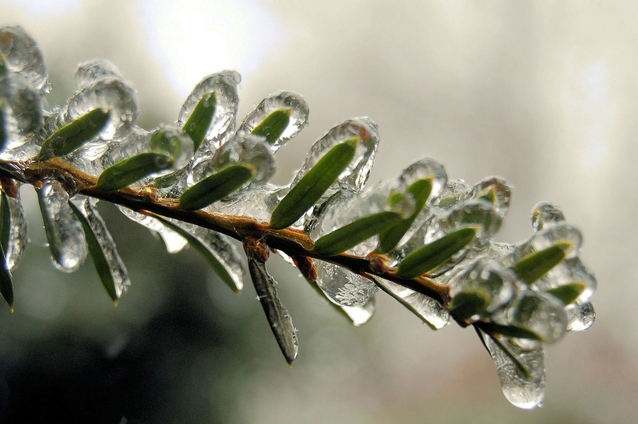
[
  {"xmin": 531, "ymin": 202, "xmax": 566, "ymax": 232},
  {"xmin": 375, "ymin": 278, "xmax": 450, "ymax": 329},
  {"xmin": 315, "ymin": 260, "xmax": 378, "ymax": 307},
  {"xmin": 565, "ymin": 301, "xmax": 595, "ymax": 332},
  {"xmin": 75, "ymin": 59, "xmax": 123, "ymax": 89},
  {"xmin": 0, "ymin": 26, "xmax": 48, "ymax": 91},
  {"xmin": 0, "ymin": 73, "xmax": 43, "ymax": 137},
  {"xmin": 2, "ymin": 191, "xmax": 28, "ymax": 272},
  {"xmin": 292, "ymin": 117, "xmax": 379, "ymax": 193},
  {"xmin": 238, "ymin": 90, "xmax": 309, "ymax": 153},
  {"xmin": 37, "ymin": 181, "xmax": 87, "ymax": 272},
  {"xmin": 73, "ymin": 197, "xmax": 130, "ymax": 298},
  {"xmin": 178, "ymin": 71, "xmax": 241, "ymax": 151},
  {"xmin": 481, "ymin": 331, "xmax": 546, "ymax": 410}
]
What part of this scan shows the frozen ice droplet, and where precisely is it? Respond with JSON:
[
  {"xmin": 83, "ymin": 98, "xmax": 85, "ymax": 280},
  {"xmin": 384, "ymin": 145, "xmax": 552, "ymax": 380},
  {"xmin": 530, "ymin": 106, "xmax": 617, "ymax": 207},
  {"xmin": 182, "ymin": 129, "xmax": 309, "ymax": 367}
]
[
  {"xmin": 472, "ymin": 177, "xmax": 512, "ymax": 218},
  {"xmin": 36, "ymin": 182, "xmax": 87, "ymax": 272},
  {"xmin": 442, "ymin": 199, "xmax": 503, "ymax": 240},
  {"xmin": 517, "ymin": 223, "xmax": 583, "ymax": 262},
  {"xmin": 340, "ymin": 300, "xmax": 375, "ymax": 326},
  {"xmin": 1, "ymin": 190, "xmax": 29, "ymax": 271},
  {"xmin": 117, "ymin": 207, "xmax": 188, "ymax": 253},
  {"xmin": 566, "ymin": 302, "xmax": 595, "ymax": 331},
  {"xmin": 73, "ymin": 197, "xmax": 130, "ymax": 298},
  {"xmin": 315, "ymin": 260, "xmax": 377, "ymax": 307},
  {"xmin": 0, "ymin": 26, "xmax": 48, "ymax": 91},
  {"xmin": 191, "ymin": 133, "xmax": 275, "ymax": 186},
  {"xmin": 65, "ymin": 77, "xmax": 138, "ymax": 139},
  {"xmin": 293, "ymin": 117, "xmax": 379, "ymax": 193},
  {"xmin": 238, "ymin": 90, "xmax": 309, "ymax": 152},
  {"xmin": 533, "ymin": 257, "xmax": 597, "ymax": 304},
  {"xmin": 531, "ymin": 202, "xmax": 566, "ymax": 232},
  {"xmin": 375, "ymin": 278, "xmax": 449, "ymax": 329},
  {"xmin": 178, "ymin": 71, "xmax": 240, "ymax": 152},
  {"xmin": 75, "ymin": 59, "xmax": 123, "ymax": 89},
  {"xmin": 480, "ymin": 330, "xmax": 546, "ymax": 409},
  {"xmin": 0, "ymin": 73, "xmax": 43, "ymax": 137}
]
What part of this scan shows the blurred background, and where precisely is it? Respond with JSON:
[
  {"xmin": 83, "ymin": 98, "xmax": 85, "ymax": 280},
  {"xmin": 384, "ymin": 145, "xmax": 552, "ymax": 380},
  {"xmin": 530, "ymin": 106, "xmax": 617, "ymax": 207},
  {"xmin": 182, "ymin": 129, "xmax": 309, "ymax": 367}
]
[{"xmin": 0, "ymin": 0, "xmax": 636, "ymax": 422}]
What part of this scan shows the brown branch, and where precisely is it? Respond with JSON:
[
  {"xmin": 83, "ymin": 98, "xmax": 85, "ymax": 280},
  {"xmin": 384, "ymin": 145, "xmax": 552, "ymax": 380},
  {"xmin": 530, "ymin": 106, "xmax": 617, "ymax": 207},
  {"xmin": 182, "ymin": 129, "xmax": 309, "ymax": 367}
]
[{"xmin": 0, "ymin": 157, "xmax": 451, "ymax": 306}]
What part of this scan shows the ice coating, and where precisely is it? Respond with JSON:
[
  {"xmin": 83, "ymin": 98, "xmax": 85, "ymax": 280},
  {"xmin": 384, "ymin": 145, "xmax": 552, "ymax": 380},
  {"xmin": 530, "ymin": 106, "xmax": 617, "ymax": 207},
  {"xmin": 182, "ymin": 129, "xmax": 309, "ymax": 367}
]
[
  {"xmin": 73, "ymin": 197, "xmax": 130, "ymax": 298},
  {"xmin": 0, "ymin": 73, "xmax": 42, "ymax": 138},
  {"xmin": 315, "ymin": 260, "xmax": 378, "ymax": 307},
  {"xmin": 566, "ymin": 302, "xmax": 595, "ymax": 332},
  {"xmin": 531, "ymin": 202, "xmax": 566, "ymax": 232},
  {"xmin": 37, "ymin": 181, "xmax": 87, "ymax": 272},
  {"xmin": 340, "ymin": 300, "xmax": 375, "ymax": 327},
  {"xmin": 514, "ymin": 223, "xmax": 583, "ymax": 263},
  {"xmin": 65, "ymin": 77, "xmax": 137, "ymax": 139},
  {"xmin": 376, "ymin": 278, "xmax": 450, "ymax": 329},
  {"xmin": 208, "ymin": 184, "xmax": 285, "ymax": 222},
  {"xmin": 75, "ymin": 59, "xmax": 123, "ymax": 89},
  {"xmin": 533, "ymin": 257, "xmax": 597, "ymax": 304},
  {"xmin": 494, "ymin": 290, "xmax": 567, "ymax": 343},
  {"xmin": 173, "ymin": 222, "xmax": 244, "ymax": 292},
  {"xmin": 238, "ymin": 90, "xmax": 309, "ymax": 152},
  {"xmin": 481, "ymin": 332, "xmax": 546, "ymax": 409},
  {"xmin": 191, "ymin": 133, "xmax": 275, "ymax": 185},
  {"xmin": 2, "ymin": 191, "xmax": 28, "ymax": 271},
  {"xmin": 449, "ymin": 259, "xmax": 517, "ymax": 316},
  {"xmin": 0, "ymin": 26, "xmax": 48, "ymax": 91},
  {"xmin": 178, "ymin": 71, "xmax": 240, "ymax": 151},
  {"xmin": 472, "ymin": 177, "xmax": 511, "ymax": 218},
  {"xmin": 292, "ymin": 117, "xmax": 379, "ymax": 193},
  {"xmin": 441, "ymin": 199, "xmax": 503, "ymax": 241},
  {"xmin": 117, "ymin": 207, "xmax": 188, "ymax": 253}
]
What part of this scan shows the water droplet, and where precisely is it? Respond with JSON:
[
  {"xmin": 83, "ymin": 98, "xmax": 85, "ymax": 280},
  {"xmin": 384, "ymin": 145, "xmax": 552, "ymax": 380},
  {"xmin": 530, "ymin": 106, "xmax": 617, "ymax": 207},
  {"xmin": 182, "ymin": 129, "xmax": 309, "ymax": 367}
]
[
  {"xmin": 238, "ymin": 90, "xmax": 309, "ymax": 152},
  {"xmin": 36, "ymin": 181, "xmax": 87, "ymax": 272}
]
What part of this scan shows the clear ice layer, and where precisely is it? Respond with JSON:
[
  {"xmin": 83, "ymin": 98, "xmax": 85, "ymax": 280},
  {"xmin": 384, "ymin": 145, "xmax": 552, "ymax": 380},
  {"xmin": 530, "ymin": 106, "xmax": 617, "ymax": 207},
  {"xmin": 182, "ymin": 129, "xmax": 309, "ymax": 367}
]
[{"xmin": 36, "ymin": 181, "xmax": 87, "ymax": 272}]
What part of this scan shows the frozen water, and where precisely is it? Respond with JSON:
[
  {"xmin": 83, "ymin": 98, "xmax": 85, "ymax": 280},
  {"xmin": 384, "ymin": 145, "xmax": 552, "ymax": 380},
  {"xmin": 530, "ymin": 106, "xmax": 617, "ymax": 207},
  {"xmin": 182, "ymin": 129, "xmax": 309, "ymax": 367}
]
[
  {"xmin": 73, "ymin": 197, "xmax": 130, "ymax": 298},
  {"xmin": 292, "ymin": 117, "xmax": 379, "ymax": 193},
  {"xmin": 515, "ymin": 223, "xmax": 583, "ymax": 263},
  {"xmin": 178, "ymin": 71, "xmax": 240, "ymax": 152},
  {"xmin": 315, "ymin": 260, "xmax": 377, "ymax": 307},
  {"xmin": 1, "ymin": 190, "xmax": 28, "ymax": 271},
  {"xmin": 238, "ymin": 90, "xmax": 309, "ymax": 152},
  {"xmin": 531, "ymin": 202, "xmax": 566, "ymax": 232},
  {"xmin": 75, "ymin": 59, "xmax": 122, "ymax": 89},
  {"xmin": 493, "ymin": 290, "xmax": 567, "ymax": 343},
  {"xmin": 441, "ymin": 199, "xmax": 503, "ymax": 240},
  {"xmin": 340, "ymin": 299, "xmax": 375, "ymax": 326},
  {"xmin": 65, "ymin": 77, "xmax": 137, "ymax": 140},
  {"xmin": 0, "ymin": 73, "xmax": 43, "ymax": 138},
  {"xmin": 37, "ymin": 181, "xmax": 87, "ymax": 272},
  {"xmin": 472, "ymin": 177, "xmax": 511, "ymax": 218},
  {"xmin": 532, "ymin": 257, "xmax": 597, "ymax": 304},
  {"xmin": 0, "ymin": 26, "xmax": 48, "ymax": 91},
  {"xmin": 566, "ymin": 302, "xmax": 595, "ymax": 331},
  {"xmin": 207, "ymin": 184, "xmax": 285, "ymax": 222},
  {"xmin": 376, "ymin": 278, "xmax": 450, "ymax": 329},
  {"xmin": 190, "ymin": 133, "xmax": 275, "ymax": 185},
  {"xmin": 481, "ymin": 331, "xmax": 546, "ymax": 409},
  {"xmin": 117, "ymin": 207, "xmax": 188, "ymax": 253}
]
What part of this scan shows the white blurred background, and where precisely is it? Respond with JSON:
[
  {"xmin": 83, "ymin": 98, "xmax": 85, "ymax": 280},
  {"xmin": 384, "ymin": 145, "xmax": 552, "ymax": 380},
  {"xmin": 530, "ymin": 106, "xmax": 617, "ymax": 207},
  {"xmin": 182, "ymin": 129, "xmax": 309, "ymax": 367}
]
[{"xmin": 1, "ymin": 1, "xmax": 636, "ymax": 423}]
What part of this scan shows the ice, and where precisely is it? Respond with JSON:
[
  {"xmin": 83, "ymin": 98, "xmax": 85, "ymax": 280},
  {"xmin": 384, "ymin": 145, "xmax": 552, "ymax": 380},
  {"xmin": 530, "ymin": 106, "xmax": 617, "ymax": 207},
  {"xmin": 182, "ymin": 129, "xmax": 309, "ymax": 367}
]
[
  {"xmin": 472, "ymin": 177, "xmax": 511, "ymax": 218},
  {"xmin": 433, "ymin": 179, "xmax": 473, "ymax": 210},
  {"xmin": 441, "ymin": 199, "xmax": 503, "ymax": 240},
  {"xmin": 0, "ymin": 73, "xmax": 43, "ymax": 139},
  {"xmin": 480, "ymin": 330, "xmax": 546, "ymax": 409},
  {"xmin": 566, "ymin": 302, "xmax": 595, "ymax": 331},
  {"xmin": 171, "ymin": 221, "xmax": 244, "ymax": 292},
  {"xmin": 190, "ymin": 133, "xmax": 276, "ymax": 186},
  {"xmin": 75, "ymin": 59, "xmax": 123, "ymax": 89},
  {"xmin": 531, "ymin": 202, "xmax": 566, "ymax": 232},
  {"xmin": 340, "ymin": 299, "xmax": 375, "ymax": 326},
  {"xmin": 514, "ymin": 223, "xmax": 583, "ymax": 263},
  {"xmin": 247, "ymin": 256, "xmax": 298, "ymax": 363},
  {"xmin": 533, "ymin": 257, "xmax": 597, "ymax": 304},
  {"xmin": 493, "ymin": 290, "xmax": 567, "ymax": 343},
  {"xmin": 208, "ymin": 184, "xmax": 285, "ymax": 222},
  {"xmin": 36, "ymin": 181, "xmax": 87, "ymax": 272},
  {"xmin": 1, "ymin": 190, "xmax": 28, "ymax": 271},
  {"xmin": 292, "ymin": 117, "xmax": 379, "ymax": 193},
  {"xmin": 238, "ymin": 90, "xmax": 309, "ymax": 152},
  {"xmin": 400, "ymin": 158, "xmax": 448, "ymax": 200},
  {"xmin": 315, "ymin": 260, "xmax": 377, "ymax": 307},
  {"xmin": 65, "ymin": 76, "xmax": 137, "ymax": 140},
  {"xmin": 178, "ymin": 71, "xmax": 240, "ymax": 152},
  {"xmin": 375, "ymin": 278, "xmax": 450, "ymax": 329},
  {"xmin": 73, "ymin": 197, "xmax": 130, "ymax": 298},
  {"xmin": 0, "ymin": 26, "xmax": 48, "ymax": 91},
  {"xmin": 116, "ymin": 207, "xmax": 188, "ymax": 253},
  {"xmin": 449, "ymin": 259, "xmax": 517, "ymax": 316}
]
